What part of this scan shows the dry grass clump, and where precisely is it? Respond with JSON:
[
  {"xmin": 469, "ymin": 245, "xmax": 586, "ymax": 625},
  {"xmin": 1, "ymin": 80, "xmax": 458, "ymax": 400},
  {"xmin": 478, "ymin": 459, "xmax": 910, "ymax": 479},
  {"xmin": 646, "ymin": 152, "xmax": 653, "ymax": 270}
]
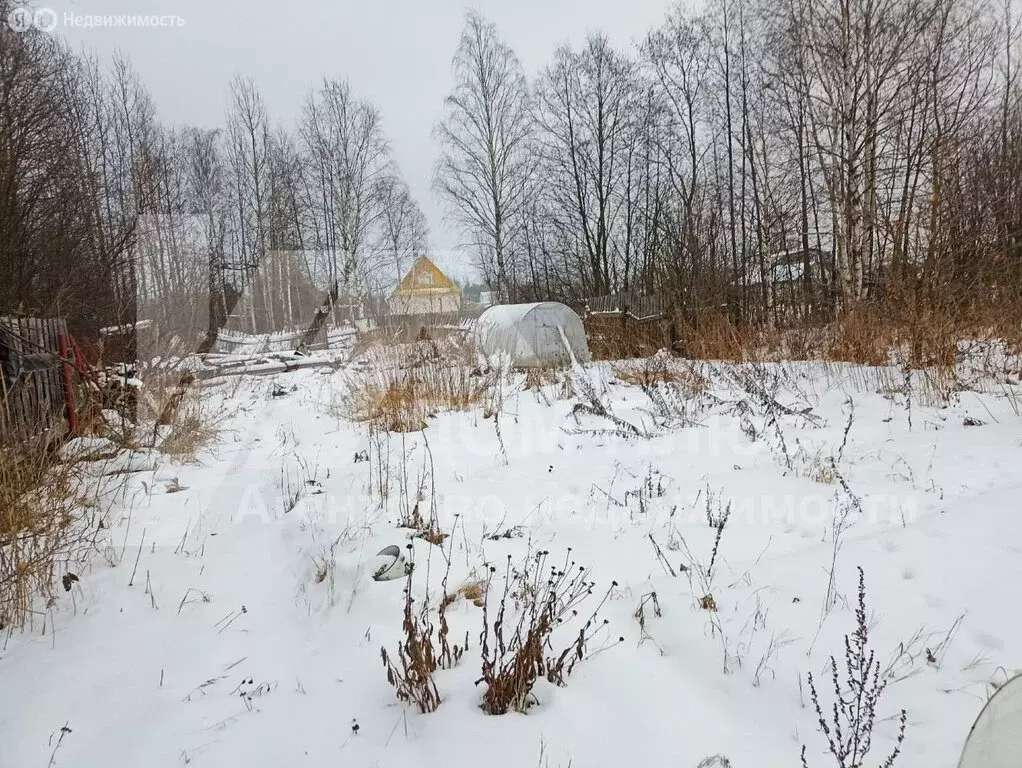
[
  {"xmin": 797, "ymin": 448, "xmax": 838, "ymax": 484},
  {"xmin": 826, "ymin": 306, "xmax": 894, "ymax": 366},
  {"xmin": 96, "ymin": 362, "xmax": 223, "ymax": 460},
  {"xmin": 155, "ymin": 387, "xmax": 222, "ymax": 458},
  {"xmin": 478, "ymin": 549, "xmax": 620, "ymax": 715},
  {"xmin": 674, "ymin": 312, "xmax": 753, "ymax": 361},
  {"xmin": 615, "ymin": 284, "xmax": 1021, "ymax": 375},
  {"xmin": 584, "ymin": 316, "xmax": 666, "ymax": 360},
  {"xmin": 671, "ymin": 312, "xmax": 814, "ymax": 362},
  {"xmin": 612, "ymin": 352, "xmax": 708, "ymax": 395},
  {"xmin": 441, "ymin": 575, "xmax": 487, "ymax": 609},
  {"xmin": 338, "ymin": 339, "xmax": 493, "ymax": 432},
  {"xmin": 523, "ymin": 367, "xmax": 559, "ymax": 391},
  {"xmin": 0, "ymin": 435, "xmax": 108, "ymax": 629}
]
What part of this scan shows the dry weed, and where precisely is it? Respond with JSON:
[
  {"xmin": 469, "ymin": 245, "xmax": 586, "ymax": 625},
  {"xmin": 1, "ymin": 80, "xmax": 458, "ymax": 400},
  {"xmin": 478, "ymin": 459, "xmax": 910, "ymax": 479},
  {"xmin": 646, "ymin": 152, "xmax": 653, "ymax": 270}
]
[
  {"xmin": 524, "ymin": 367, "xmax": 558, "ymax": 391},
  {"xmin": 612, "ymin": 352, "xmax": 702, "ymax": 391},
  {"xmin": 802, "ymin": 568, "xmax": 907, "ymax": 768},
  {"xmin": 337, "ymin": 340, "xmax": 493, "ymax": 432},
  {"xmin": 381, "ymin": 566, "xmax": 443, "ymax": 713},
  {"xmin": 584, "ymin": 316, "xmax": 665, "ymax": 360},
  {"xmin": 826, "ymin": 306, "xmax": 893, "ymax": 366},
  {"xmin": 156, "ymin": 388, "xmax": 222, "ymax": 458},
  {"xmin": 477, "ymin": 549, "xmax": 620, "ymax": 715},
  {"xmin": 0, "ymin": 433, "xmax": 112, "ymax": 629},
  {"xmin": 441, "ymin": 575, "xmax": 487, "ymax": 610},
  {"xmin": 381, "ymin": 546, "xmax": 469, "ymax": 713}
]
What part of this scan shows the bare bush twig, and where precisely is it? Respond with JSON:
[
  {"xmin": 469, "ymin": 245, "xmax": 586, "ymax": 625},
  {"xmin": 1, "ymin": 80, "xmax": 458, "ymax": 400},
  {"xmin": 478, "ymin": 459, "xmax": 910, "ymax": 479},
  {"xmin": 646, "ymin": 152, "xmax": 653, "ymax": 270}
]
[{"xmin": 802, "ymin": 568, "xmax": 907, "ymax": 768}]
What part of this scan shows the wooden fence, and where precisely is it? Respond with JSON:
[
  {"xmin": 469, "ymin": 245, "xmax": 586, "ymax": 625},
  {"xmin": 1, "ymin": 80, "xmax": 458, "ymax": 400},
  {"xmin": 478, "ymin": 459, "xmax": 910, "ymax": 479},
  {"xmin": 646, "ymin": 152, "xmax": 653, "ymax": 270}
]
[
  {"xmin": 586, "ymin": 292, "xmax": 671, "ymax": 321},
  {"xmin": 0, "ymin": 316, "xmax": 70, "ymax": 443},
  {"xmin": 582, "ymin": 293, "xmax": 678, "ymax": 358}
]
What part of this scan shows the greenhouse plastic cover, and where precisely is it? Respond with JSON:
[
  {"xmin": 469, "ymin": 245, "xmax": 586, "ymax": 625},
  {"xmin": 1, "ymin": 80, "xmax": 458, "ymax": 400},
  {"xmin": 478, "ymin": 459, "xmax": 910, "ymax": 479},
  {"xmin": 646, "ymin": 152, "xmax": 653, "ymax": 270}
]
[
  {"xmin": 474, "ymin": 302, "xmax": 591, "ymax": 368},
  {"xmin": 958, "ymin": 673, "xmax": 1022, "ymax": 768}
]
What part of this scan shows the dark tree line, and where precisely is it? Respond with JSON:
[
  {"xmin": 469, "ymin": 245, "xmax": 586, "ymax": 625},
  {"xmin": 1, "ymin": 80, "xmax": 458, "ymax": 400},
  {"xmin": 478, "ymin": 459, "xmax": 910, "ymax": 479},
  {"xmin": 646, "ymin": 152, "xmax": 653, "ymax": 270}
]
[
  {"xmin": 0, "ymin": 0, "xmax": 428, "ymax": 343},
  {"xmin": 3, "ymin": 0, "xmax": 1020, "ymax": 343},
  {"xmin": 436, "ymin": 1, "xmax": 1022, "ymax": 322}
]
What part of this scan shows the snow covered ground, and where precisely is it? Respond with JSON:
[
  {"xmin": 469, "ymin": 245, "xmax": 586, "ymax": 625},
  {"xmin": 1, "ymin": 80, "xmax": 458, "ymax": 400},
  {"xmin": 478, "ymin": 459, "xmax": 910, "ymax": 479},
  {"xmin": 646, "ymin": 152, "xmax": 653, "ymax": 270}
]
[{"xmin": 2, "ymin": 349, "xmax": 1021, "ymax": 768}]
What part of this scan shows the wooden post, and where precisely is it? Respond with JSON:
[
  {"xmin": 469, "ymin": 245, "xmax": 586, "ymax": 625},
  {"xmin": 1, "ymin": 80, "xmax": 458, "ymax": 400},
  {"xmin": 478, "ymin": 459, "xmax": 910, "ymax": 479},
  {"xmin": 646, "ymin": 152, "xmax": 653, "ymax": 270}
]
[{"xmin": 59, "ymin": 333, "xmax": 77, "ymax": 435}]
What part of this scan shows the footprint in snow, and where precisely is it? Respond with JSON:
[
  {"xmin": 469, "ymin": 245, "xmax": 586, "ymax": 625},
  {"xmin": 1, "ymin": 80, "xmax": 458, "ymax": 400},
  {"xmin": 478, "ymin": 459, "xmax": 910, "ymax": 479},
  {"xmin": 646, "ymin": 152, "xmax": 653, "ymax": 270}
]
[{"xmin": 973, "ymin": 630, "xmax": 1004, "ymax": 651}]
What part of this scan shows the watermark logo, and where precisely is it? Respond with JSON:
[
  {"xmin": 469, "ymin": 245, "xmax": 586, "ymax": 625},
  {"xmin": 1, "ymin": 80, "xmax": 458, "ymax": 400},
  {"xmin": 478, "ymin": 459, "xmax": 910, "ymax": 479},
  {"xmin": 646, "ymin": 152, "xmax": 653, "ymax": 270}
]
[
  {"xmin": 6, "ymin": 7, "xmax": 30, "ymax": 32},
  {"xmin": 6, "ymin": 6, "xmax": 50, "ymax": 32},
  {"xmin": 6, "ymin": 7, "xmax": 184, "ymax": 33},
  {"xmin": 7, "ymin": 6, "xmax": 58, "ymax": 32}
]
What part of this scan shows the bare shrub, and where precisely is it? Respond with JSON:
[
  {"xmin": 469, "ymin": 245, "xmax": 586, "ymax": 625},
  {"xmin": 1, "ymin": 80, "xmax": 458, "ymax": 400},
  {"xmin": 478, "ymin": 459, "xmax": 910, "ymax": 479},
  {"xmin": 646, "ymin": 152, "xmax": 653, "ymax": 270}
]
[
  {"xmin": 802, "ymin": 567, "xmax": 907, "ymax": 768},
  {"xmin": 696, "ymin": 757, "xmax": 734, "ymax": 768},
  {"xmin": 338, "ymin": 340, "xmax": 493, "ymax": 432},
  {"xmin": 477, "ymin": 549, "xmax": 620, "ymax": 715},
  {"xmin": 0, "ymin": 434, "xmax": 111, "ymax": 629}
]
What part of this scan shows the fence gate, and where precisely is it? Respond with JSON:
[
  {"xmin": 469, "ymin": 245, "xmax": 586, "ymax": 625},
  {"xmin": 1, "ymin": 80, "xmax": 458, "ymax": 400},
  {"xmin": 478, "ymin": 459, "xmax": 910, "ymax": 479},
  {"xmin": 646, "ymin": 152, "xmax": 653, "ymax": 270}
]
[{"xmin": 0, "ymin": 316, "xmax": 70, "ymax": 444}]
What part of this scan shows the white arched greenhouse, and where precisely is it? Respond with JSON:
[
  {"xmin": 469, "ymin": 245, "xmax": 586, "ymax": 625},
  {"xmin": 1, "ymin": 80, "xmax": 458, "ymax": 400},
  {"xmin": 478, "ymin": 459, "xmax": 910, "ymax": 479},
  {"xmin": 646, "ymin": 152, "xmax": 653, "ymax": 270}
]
[{"xmin": 474, "ymin": 302, "xmax": 591, "ymax": 368}]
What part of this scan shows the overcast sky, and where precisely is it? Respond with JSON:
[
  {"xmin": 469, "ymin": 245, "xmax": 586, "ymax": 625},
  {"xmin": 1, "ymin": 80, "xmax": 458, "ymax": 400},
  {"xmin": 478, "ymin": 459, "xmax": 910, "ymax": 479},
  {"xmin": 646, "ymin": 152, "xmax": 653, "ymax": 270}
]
[{"xmin": 37, "ymin": 0, "xmax": 674, "ymax": 280}]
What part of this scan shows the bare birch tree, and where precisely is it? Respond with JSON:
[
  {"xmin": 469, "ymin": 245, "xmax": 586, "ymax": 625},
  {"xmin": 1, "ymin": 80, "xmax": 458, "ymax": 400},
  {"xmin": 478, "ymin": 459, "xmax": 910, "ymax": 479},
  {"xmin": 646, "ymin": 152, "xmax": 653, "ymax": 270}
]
[
  {"xmin": 434, "ymin": 10, "xmax": 534, "ymax": 300},
  {"xmin": 379, "ymin": 178, "xmax": 429, "ymax": 288},
  {"xmin": 299, "ymin": 78, "xmax": 391, "ymax": 304},
  {"xmin": 535, "ymin": 34, "xmax": 639, "ymax": 296}
]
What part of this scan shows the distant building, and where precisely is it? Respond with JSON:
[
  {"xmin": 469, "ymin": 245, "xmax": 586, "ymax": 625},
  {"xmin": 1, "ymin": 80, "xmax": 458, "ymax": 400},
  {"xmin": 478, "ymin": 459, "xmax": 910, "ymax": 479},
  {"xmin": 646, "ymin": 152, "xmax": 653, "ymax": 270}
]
[
  {"xmin": 388, "ymin": 256, "xmax": 462, "ymax": 316},
  {"xmin": 736, "ymin": 248, "xmax": 836, "ymax": 308}
]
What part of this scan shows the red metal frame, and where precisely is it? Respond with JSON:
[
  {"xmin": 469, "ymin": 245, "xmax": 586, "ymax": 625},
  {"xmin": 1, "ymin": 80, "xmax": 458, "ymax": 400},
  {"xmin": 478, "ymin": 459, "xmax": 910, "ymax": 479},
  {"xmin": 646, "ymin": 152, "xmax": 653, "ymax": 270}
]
[{"xmin": 58, "ymin": 333, "xmax": 77, "ymax": 434}]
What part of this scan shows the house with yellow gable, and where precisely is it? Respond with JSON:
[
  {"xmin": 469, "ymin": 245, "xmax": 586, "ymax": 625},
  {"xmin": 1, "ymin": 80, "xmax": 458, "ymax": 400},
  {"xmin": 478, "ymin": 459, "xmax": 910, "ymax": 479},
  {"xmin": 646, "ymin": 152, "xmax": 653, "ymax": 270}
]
[{"xmin": 387, "ymin": 256, "xmax": 462, "ymax": 316}]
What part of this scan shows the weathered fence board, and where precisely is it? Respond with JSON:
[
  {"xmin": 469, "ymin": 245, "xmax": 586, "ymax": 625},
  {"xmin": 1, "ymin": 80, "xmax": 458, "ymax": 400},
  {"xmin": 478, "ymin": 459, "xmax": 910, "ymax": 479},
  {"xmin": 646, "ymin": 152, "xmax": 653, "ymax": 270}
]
[
  {"xmin": 587, "ymin": 292, "xmax": 671, "ymax": 320},
  {"xmin": 0, "ymin": 316, "xmax": 70, "ymax": 443}
]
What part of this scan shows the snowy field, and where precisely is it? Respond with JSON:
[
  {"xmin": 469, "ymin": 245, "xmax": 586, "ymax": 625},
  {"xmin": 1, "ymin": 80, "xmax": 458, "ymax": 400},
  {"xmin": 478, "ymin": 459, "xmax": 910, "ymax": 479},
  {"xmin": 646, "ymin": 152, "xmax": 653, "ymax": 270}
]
[{"xmin": 3, "ymin": 347, "xmax": 1022, "ymax": 768}]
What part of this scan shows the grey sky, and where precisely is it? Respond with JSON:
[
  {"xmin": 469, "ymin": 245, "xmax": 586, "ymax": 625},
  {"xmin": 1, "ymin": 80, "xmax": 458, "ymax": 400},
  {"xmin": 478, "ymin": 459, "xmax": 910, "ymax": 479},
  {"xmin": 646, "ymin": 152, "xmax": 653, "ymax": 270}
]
[{"xmin": 43, "ymin": 0, "xmax": 674, "ymax": 279}]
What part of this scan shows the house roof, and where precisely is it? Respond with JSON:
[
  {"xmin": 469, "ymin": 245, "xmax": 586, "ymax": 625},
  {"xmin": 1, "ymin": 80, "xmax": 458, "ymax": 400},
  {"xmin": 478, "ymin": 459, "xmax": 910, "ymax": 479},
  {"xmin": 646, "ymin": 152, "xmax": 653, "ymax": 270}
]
[{"xmin": 391, "ymin": 256, "xmax": 461, "ymax": 297}]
